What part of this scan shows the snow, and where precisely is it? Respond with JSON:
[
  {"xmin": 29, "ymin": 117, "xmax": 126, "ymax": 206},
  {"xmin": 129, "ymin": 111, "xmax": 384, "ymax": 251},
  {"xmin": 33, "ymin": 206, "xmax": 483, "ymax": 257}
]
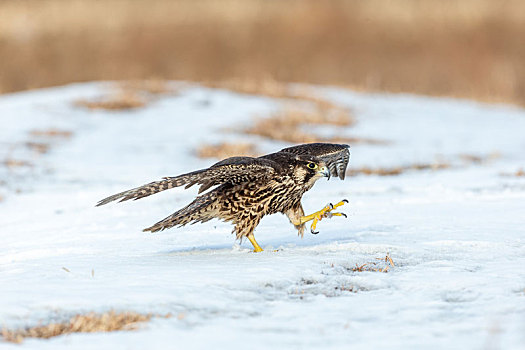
[{"xmin": 1, "ymin": 82, "xmax": 524, "ymax": 349}]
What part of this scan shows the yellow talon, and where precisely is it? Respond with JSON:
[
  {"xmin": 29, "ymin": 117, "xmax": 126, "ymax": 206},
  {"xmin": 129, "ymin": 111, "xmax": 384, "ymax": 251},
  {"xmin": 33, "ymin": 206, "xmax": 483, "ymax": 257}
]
[
  {"xmin": 247, "ymin": 234, "xmax": 264, "ymax": 252},
  {"xmin": 298, "ymin": 199, "xmax": 348, "ymax": 234},
  {"xmin": 331, "ymin": 200, "xmax": 348, "ymax": 211}
]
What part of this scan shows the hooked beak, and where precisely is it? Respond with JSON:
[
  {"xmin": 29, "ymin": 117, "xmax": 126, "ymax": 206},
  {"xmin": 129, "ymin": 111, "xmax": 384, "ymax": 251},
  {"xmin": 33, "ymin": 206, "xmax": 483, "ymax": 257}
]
[{"xmin": 319, "ymin": 166, "xmax": 330, "ymax": 180}]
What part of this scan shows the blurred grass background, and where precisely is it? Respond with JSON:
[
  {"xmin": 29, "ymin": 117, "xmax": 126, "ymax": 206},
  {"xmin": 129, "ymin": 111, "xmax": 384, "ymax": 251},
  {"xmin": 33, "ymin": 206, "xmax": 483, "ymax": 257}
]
[{"xmin": 1, "ymin": 0, "xmax": 524, "ymax": 105}]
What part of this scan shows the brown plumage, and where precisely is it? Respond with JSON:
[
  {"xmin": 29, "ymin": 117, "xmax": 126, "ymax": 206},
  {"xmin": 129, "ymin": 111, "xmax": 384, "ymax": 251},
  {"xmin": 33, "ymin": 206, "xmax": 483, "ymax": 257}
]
[{"xmin": 96, "ymin": 143, "xmax": 350, "ymax": 251}]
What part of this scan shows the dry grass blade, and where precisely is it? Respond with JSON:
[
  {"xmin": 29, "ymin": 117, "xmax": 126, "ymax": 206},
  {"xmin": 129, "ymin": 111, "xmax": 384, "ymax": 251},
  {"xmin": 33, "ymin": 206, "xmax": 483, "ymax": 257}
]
[
  {"xmin": 352, "ymin": 263, "xmax": 368, "ymax": 272},
  {"xmin": 387, "ymin": 254, "xmax": 395, "ymax": 267},
  {"xmin": 1, "ymin": 311, "xmax": 167, "ymax": 343}
]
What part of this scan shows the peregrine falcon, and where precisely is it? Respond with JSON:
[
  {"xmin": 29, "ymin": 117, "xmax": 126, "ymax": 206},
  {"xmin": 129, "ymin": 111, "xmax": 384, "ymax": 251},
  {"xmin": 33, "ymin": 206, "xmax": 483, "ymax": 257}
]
[{"xmin": 97, "ymin": 143, "xmax": 350, "ymax": 252}]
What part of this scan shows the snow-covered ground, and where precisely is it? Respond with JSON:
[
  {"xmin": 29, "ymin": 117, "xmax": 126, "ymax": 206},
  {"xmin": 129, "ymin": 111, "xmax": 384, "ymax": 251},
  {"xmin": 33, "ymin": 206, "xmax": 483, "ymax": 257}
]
[{"xmin": 1, "ymin": 82, "xmax": 524, "ymax": 349}]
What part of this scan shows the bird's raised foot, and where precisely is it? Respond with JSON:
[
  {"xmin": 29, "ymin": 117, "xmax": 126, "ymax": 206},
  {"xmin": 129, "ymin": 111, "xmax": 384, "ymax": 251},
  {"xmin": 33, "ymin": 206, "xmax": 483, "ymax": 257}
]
[{"xmin": 308, "ymin": 199, "xmax": 349, "ymax": 234}]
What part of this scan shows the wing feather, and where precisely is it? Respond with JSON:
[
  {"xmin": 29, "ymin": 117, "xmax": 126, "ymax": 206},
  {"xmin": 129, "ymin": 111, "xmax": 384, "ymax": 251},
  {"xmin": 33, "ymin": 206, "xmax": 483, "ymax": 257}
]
[{"xmin": 96, "ymin": 157, "xmax": 277, "ymax": 206}]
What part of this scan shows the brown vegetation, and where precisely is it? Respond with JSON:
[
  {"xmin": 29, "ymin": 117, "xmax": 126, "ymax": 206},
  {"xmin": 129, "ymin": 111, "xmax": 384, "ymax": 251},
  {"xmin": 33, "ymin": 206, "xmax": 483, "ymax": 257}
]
[
  {"xmin": 208, "ymin": 78, "xmax": 372, "ymax": 146},
  {"xmin": 75, "ymin": 92, "xmax": 147, "ymax": 111},
  {"xmin": 348, "ymin": 163, "xmax": 451, "ymax": 177},
  {"xmin": 245, "ymin": 109, "xmax": 360, "ymax": 145},
  {"xmin": 25, "ymin": 142, "xmax": 50, "ymax": 154},
  {"xmin": 208, "ymin": 78, "xmax": 358, "ymax": 137},
  {"xmin": 501, "ymin": 168, "xmax": 525, "ymax": 177},
  {"xmin": 2, "ymin": 159, "xmax": 33, "ymax": 168},
  {"xmin": 207, "ymin": 78, "xmax": 347, "ymax": 115},
  {"xmin": 29, "ymin": 129, "xmax": 73, "ymax": 138},
  {"xmin": 1, "ymin": 0, "xmax": 524, "ymax": 105},
  {"xmin": 513, "ymin": 169, "xmax": 525, "ymax": 177},
  {"xmin": 196, "ymin": 142, "xmax": 259, "ymax": 159},
  {"xmin": 119, "ymin": 79, "xmax": 174, "ymax": 96},
  {"xmin": 205, "ymin": 78, "xmax": 302, "ymax": 101},
  {"xmin": 1, "ymin": 311, "xmax": 168, "ymax": 343},
  {"xmin": 197, "ymin": 80, "xmax": 375, "ymax": 159},
  {"xmin": 347, "ymin": 152, "xmax": 499, "ymax": 177},
  {"xmin": 74, "ymin": 80, "xmax": 175, "ymax": 111},
  {"xmin": 352, "ymin": 254, "xmax": 396, "ymax": 273}
]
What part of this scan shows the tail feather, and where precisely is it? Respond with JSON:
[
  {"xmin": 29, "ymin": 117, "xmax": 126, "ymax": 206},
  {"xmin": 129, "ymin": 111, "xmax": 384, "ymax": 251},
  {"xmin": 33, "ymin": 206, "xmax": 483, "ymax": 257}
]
[
  {"xmin": 96, "ymin": 170, "xmax": 206, "ymax": 206},
  {"xmin": 143, "ymin": 192, "xmax": 219, "ymax": 232}
]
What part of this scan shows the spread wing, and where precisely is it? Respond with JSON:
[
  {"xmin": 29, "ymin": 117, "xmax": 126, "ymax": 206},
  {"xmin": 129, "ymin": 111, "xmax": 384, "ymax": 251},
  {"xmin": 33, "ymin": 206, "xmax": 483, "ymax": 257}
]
[
  {"xmin": 280, "ymin": 143, "xmax": 350, "ymax": 180},
  {"xmin": 96, "ymin": 157, "xmax": 277, "ymax": 206}
]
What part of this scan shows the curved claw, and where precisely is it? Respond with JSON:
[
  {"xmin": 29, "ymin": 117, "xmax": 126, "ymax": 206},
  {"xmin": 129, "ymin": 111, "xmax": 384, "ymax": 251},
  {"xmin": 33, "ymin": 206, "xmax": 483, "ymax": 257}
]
[{"xmin": 303, "ymin": 199, "xmax": 349, "ymax": 236}]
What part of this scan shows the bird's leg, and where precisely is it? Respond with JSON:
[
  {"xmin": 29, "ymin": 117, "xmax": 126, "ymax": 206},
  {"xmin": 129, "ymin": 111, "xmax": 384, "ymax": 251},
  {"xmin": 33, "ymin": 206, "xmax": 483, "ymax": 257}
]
[
  {"xmin": 247, "ymin": 234, "xmax": 264, "ymax": 253},
  {"xmin": 298, "ymin": 199, "xmax": 348, "ymax": 234}
]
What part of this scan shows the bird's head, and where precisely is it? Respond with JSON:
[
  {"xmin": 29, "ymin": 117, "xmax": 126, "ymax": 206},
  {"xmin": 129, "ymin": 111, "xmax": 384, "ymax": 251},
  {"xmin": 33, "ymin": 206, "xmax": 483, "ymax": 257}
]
[{"xmin": 293, "ymin": 155, "xmax": 330, "ymax": 186}]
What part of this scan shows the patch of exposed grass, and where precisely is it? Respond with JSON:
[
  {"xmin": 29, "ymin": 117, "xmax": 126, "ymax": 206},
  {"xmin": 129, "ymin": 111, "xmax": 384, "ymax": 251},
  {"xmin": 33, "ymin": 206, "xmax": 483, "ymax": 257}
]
[
  {"xmin": 119, "ymin": 79, "xmax": 175, "ymax": 95},
  {"xmin": 205, "ymin": 77, "xmax": 298, "ymax": 100},
  {"xmin": 501, "ymin": 168, "xmax": 525, "ymax": 177},
  {"xmin": 25, "ymin": 142, "xmax": 50, "ymax": 154},
  {"xmin": 209, "ymin": 78, "xmax": 355, "ymax": 125},
  {"xmin": 265, "ymin": 108, "xmax": 353, "ymax": 127},
  {"xmin": 227, "ymin": 80, "xmax": 367, "ymax": 145},
  {"xmin": 513, "ymin": 169, "xmax": 525, "ymax": 177},
  {"xmin": 348, "ymin": 163, "xmax": 451, "ymax": 177},
  {"xmin": 458, "ymin": 152, "xmax": 500, "ymax": 164},
  {"xmin": 75, "ymin": 91, "xmax": 147, "ymax": 111},
  {"xmin": 211, "ymin": 80, "xmax": 389, "ymax": 145},
  {"xmin": 348, "ymin": 153, "xmax": 500, "ymax": 177},
  {"xmin": 29, "ymin": 129, "xmax": 73, "ymax": 138},
  {"xmin": 2, "ymin": 159, "xmax": 33, "ymax": 168},
  {"xmin": 74, "ymin": 80, "xmax": 176, "ymax": 111},
  {"xmin": 244, "ymin": 109, "xmax": 382, "ymax": 145},
  {"xmin": 352, "ymin": 254, "xmax": 396, "ymax": 273},
  {"xmin": 207, "ymin": 79, "xmax": 348, "ymax": 115},
  {"xmin": 196, "ymin": 142, "xmax": 259, "ymax": 159},
  {"xmin": 1, "ymin": 311, "xmax": 170, "ymax": 343},
  {"xmin": 197, "ymin": 81, "xmax": 379, "ymax": 157},
  {"xmin": 334, "ymin": 285, "xmax": 358, "ymax": 293}
]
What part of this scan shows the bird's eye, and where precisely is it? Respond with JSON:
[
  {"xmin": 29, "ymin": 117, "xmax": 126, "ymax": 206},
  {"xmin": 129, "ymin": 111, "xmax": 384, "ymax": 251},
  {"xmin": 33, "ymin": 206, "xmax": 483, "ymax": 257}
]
[{"xmin": 307, "ymin": 162, "xmax": 317, "ymax": 169}]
